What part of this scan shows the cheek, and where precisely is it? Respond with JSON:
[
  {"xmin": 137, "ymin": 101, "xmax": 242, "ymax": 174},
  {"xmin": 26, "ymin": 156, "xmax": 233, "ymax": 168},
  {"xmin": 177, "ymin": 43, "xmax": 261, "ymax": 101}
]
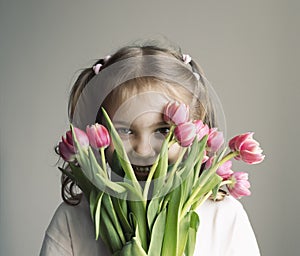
[{"xmin": 168, "ymin": 143, "xmax": 183, "ymax": 164}]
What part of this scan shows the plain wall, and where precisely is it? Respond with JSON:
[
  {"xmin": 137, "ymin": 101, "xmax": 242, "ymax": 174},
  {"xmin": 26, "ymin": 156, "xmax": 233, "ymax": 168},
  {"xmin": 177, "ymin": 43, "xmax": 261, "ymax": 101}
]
[{"xmin": 1, "ymin": 0, "xmax": 299, "ymax": 255}]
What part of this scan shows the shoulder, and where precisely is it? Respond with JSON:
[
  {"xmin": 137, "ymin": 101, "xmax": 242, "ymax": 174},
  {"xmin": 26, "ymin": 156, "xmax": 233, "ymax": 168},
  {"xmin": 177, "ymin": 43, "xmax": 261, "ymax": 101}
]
[
  {"xmin": 51, "ymin": 197, "xmax": 90, "ymax": 223},
  {"xmin": 197, "ymin": 195, "xmax": 245, "ymax": 218},
  {"xmin": 195, "ymin": 196, "xmax": 261, "ymax": 256},
  {"xmin": 41, "ymin": 198, "xmax": 110, "ymax": 256},
  {"xmin": 40, "ymin": 201, "xmax": 83, "ymax": 255},
  {"xmin": 45, "ymin": 197, "xmax": 92, "ymax": 241},
  {"xmin": 196, "ymin": 195, "xmax": 253, "ymax": 233}
]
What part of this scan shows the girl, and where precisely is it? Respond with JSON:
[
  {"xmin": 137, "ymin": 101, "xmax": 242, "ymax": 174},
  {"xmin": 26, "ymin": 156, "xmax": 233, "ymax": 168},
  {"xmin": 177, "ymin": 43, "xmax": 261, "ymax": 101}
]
[{"xmin": 40, "ymin": 40, "xmax": 260, "ymax": 255}]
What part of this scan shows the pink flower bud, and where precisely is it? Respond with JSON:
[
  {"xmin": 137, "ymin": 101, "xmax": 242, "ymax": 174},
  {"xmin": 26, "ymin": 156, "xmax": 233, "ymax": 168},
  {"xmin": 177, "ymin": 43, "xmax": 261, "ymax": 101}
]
[
  {"xmin": 86, "ymin": 123, "xmax": 110, "ymax": 149},
  {"xmin": 59, "ymin": 127, "xmax": 89, "ymax": 162},
  {"xmin": 207, "ymin": 128, "xmax": 224, "ymax": 153},
  {"xmin": 216, "ymin": 160, "xmax": 233, "ymax": 180},
  {"xmin": 163, "ymin": 101, "xmax": 189, "ymax": 125},
  {"xmin": 227, "ymin": 172, "xmax": 251, "ymax": 199},
  {"xmin": 174, "ymin": 122, "xmax": 196, "ymax": 147},
  {"xmin": 193, "ymin": 120, "xmax": 209, "ymax": 141},
  {"xmin": 229, "ymin": 132, "xmax": 265, "ymax": 164}
]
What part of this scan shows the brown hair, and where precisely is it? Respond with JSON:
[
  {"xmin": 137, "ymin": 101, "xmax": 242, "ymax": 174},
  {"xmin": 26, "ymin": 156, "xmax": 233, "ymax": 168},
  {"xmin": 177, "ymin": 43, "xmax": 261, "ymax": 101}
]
[{"xmin": 61, "ymin": 41, "xmax": 220, "ymax": 205}]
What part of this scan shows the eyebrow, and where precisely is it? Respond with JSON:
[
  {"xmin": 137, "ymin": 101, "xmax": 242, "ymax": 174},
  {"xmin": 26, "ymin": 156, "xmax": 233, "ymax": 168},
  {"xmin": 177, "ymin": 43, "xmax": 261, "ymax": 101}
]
[{"xmin": 113, "ymin": 121, "xmax": 169, "ymax": 127}]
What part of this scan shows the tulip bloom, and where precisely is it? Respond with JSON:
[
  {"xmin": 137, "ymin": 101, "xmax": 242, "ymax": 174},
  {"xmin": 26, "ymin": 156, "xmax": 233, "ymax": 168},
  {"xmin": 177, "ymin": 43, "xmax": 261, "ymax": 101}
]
[
  {"xmin": 216, "ymin": 160, "xmax": 233, "ymax": 180},
  {"xmin": 59, "ymin": 127, "xmax": 89, "ymax": 162},
  {"xmin": 174, "ymin": 122, "xmax": 196, "ymax": 147},
  {"xmin": 58, "ymin": 139, "xmax": 75, "ymax": 162},
  {"xmin": 204, "ymin": 156, "xmax": 214, "ymax": 170},
  {"xmin": 163, "ymin": 101, "xmax": 189, "ymax": 125},
  {"xmin": 227, "ymin": 172, "xmax": 251, "ymax": 199},
  {"xmin": 207, "ymin": 128, "xmax": 224, "ymax": 153},
  {"xmin": 193, "ymin": 120, "xmax": 209, "ymax": 141},
  {"xmin": 229, "ymin": 132, "xmax": 265, "ymax": 164},
  {"xmin": 86, "ymin": 123, "xmax": 110, "ymax": 149},
  {"xmin": 202, "ymin": 150, "xmax": 209, "ymax": 164}
]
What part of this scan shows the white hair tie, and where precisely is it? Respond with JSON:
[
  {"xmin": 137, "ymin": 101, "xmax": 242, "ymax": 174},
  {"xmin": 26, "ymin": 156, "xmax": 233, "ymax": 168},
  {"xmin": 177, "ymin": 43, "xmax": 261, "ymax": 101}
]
[
  {"xmin": 92, "ymin": 55, "xmax": 112, "ymax": 75},
  {"xmin": 182, "ymin": 54, "xmax": 192, "ymax": 64},
  {"xmin": 193, "ymin": 72, "xmax": 200, "ymax": 81}
]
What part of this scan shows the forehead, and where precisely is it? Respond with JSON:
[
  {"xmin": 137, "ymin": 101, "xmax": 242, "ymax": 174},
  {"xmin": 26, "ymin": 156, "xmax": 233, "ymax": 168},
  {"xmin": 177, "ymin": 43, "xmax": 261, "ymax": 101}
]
[
  {"xmin": 103, "ymin": 77, "xmax": 191, "ymax": 115},
  {"xmin": 111, "ymin": 91, "xmax": 172, "ymax": 124}
]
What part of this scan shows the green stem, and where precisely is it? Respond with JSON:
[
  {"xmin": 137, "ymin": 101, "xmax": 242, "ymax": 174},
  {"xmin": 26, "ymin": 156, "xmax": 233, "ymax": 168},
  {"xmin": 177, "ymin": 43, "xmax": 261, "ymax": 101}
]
[
  {"xmin": 181, "ymin": 151, "xmax": 239, "ymax": 217},
  {"xmin": 142, "ymin": 158, "xmax": 159, "ymax": 199},
  {"xmin": 190, "ymin": 179, "xmax": 234, "ymax": 212},
  {"xmin": 100, "ymin": 147, "xmax": 108, "ymax": 178},
  {"xmin": 168, "ymin": 139, "xmax": 176, "ymax": 148},
  {"xmin": 143, "ymin": 126, "xmax": 175, "ymax": 199},
  {"xmin": 191, "ymin": 191, "xmax": 212, "ymax": 212},
  {"xmin": 220, "ymin": 179, "xmax": 233, "ymax": 186},
  {"xmin": 167, "ymin": 147, "xmax": 187, "ymax": 181}
]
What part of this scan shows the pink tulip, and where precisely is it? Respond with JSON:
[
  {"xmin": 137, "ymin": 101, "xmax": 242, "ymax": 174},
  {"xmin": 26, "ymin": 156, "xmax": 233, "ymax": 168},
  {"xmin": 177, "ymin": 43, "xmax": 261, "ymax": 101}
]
[
  {"xmin": 207, "ymin": 128, "xmax": 224, "ymax": 153},
  {"xmin": 205, "ymin": 156, "xmax": 214, "ymax": 170},
  {"xmin": 193, "ymin": 120, "xmax": 209, "ymax": 141},
  {"xmin": 59, "ymin": 139, "xmax": 75, "ymax": 162},
  {"xmin": 216, "ymin": 160, "xmax": 233, "ymax": 180},
  {"xmin": 86, "ymin": 123, "xmax": 110, "ymax": 149},
  {"xmin": 163, "ymin": 101, "xmax": 189, "ymax": 125},
  {"xmin": 174, "ymin": 122, "xmax": 196, "ymax": 147},
  {"xmin": 59, "ymin": 127, "xmax": 89, "ymax": 162},
  {"xmin": 227, "ymin": 172, "xmax": 251, "ymax": 199},
  {"xmin": 229, "ymin": 132, "xmax": 265, "ymax": 164},
  {"xmin": 202, "ymin": 150, "xmax": 209, "ymax": 164}
]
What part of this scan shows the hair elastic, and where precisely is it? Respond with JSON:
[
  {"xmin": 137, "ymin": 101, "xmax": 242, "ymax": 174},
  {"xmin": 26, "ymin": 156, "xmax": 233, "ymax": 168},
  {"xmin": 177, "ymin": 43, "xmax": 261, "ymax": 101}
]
[
  {"xmin": 182, "ymin": 54, "xmax": 192, "ymax": 64},
  {"xmin": 183, "ymin": 53, "xmax": 200, "ymax": 81},
  {"xmin": 92, "ymin": 55, "xmax": 112, "ymax": 75}
]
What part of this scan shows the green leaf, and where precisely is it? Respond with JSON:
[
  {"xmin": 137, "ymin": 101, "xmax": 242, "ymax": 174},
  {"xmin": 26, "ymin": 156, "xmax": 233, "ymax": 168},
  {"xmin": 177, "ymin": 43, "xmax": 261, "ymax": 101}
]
[
  {"xmin": 128, "ymin": 200, "xmax": 148, "ymax": 252},
  {"xmin": 178, "ymin": 211, "xmax": 191, "ymax": 256},
  {"xmin": 147, "ymin": 197, "xmax": 160, "ymax": 232},
  {"xmin": 216, "ymin": 146, "xmax": 228, "ymax": 163},
  {"xmin": 182, "ymin": 136, "xmax": 207, "ymax": 183},
  {"xmin": 151, "ymin": 127, "xmax": 174, "ymax": 197},
  {"xmin": 212, "ymin": 180, "xmax": 223, "ymax": 201},
  {"xmin": 89, "ymin": 190, "xmax": 101, "ymax": 222},
  {"xmin": 94, "ymin": 173, "xmax": 126, "ymax": 194},
  {"xmin": 161, "ymin": 174, "xmax": 182, "ymax": 256},
  {"xmin": 95, "ymin": 191, "xmax": 104, "ymax": 240},
  {"xmin": 185, "ymin": 211, "xmax": 200, "ymax": 256},
  {"xmin": 101, "ymin": 108, "xmax": 141, "ymax": 193},
  {"xmin": 102, "ymin": 194, "xmax": 126, "ymax": 245},
  {"xmin": 66, "ymin": 162, "xmax": 97, "ymax": 199},
  {"xmin": 100, "ymin": 204, "xmax": 123, "ymax": 253},
  {"xmin": 111, "ymin": 150, "xmax": 125, "ymax": 178},
  {"xmin": 148, "ymin": 207, "xmax": 167, "ymax": 256},
  {"xmin": 152, "ymin": 139, "xmax": 169, "ymax": 196},
  {"xmin": 118, "ymin": 237, "xmax": 147, "ymax": 256},
  {"xmin": 180, "ymin": 137, "xmax": 207, "ymax": 204},
  {"xmin": 111, "ymin": 197, "xmax": 133, "ymax": 240},
  {"xmin": 191, "ymin": 173, "xmax": 222, "ymax": 210}
]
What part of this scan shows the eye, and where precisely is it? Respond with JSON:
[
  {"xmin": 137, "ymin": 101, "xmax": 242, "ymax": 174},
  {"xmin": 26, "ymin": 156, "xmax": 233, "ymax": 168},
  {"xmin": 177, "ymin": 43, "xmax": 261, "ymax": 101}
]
[
  {"xmin": 155, "ymin": 127, "xmax": 170, "ymax": 136},
  {"xmin": 116, "ymin": 127, "xmax": 132, "ymax": 135}
]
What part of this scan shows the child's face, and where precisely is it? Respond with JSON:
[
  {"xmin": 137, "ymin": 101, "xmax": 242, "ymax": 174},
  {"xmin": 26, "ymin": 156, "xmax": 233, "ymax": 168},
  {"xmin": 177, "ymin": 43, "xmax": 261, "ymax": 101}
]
[{"xmin": 105, "ymin": 91, "xmax": 183, "ymax": 181}]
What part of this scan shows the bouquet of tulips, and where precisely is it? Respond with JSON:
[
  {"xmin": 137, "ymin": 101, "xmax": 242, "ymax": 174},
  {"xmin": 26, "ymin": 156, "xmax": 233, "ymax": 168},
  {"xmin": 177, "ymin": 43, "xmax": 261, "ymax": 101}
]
[{"xmin": 58, "ymin": 101, "xmax": 264, "ymax": 256}]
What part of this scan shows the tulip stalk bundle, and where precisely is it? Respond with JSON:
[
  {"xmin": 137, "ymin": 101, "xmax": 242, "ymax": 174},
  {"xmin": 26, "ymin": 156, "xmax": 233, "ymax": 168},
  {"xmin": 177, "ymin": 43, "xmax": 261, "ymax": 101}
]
[{"xmin": 58, "ymin": 101, "xmax": 265, "ymax": 256}]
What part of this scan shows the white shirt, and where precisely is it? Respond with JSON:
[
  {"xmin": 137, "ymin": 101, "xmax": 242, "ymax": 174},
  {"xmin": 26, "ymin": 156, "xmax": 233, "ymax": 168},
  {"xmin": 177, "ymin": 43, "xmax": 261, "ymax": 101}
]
[{"xmin": 40, "ymin": 196, "xmax": 260, "ymax": 256}]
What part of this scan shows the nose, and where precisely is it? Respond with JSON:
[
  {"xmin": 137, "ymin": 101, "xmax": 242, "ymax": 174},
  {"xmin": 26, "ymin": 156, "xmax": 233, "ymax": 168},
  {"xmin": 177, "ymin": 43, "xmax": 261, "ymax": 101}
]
[{"xmin": 131, "ymin": 134, "xmax": 155, "ymax": 157}]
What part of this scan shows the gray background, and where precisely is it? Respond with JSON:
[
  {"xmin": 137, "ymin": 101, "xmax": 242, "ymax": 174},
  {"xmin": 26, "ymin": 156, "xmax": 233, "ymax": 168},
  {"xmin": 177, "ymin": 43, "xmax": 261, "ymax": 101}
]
[{"xmin": 1, "ymin": 0, "xmax": 299, "ymax": 255}]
